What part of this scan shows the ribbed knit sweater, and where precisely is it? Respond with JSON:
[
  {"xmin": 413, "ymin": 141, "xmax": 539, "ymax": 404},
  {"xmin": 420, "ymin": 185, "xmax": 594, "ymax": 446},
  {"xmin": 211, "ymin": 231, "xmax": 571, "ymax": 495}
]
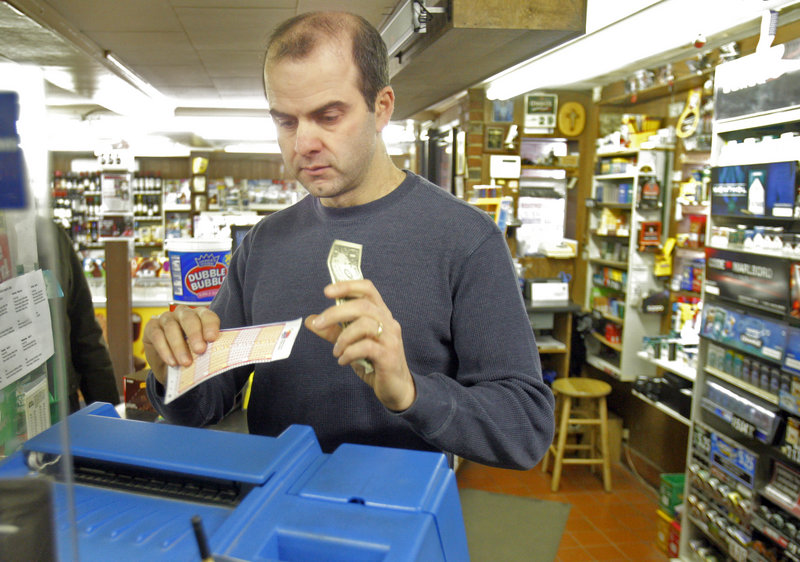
[{"xmin": 148, "ymin": 171, "xmax": 554, "ymax": 469}]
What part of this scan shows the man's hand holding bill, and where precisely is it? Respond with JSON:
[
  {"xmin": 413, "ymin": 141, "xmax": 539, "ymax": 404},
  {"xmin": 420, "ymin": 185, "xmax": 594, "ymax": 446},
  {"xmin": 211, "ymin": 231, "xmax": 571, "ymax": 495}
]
[{"xmin": 305, "ymin": 279, "xmax": 416, "ymax": 412}]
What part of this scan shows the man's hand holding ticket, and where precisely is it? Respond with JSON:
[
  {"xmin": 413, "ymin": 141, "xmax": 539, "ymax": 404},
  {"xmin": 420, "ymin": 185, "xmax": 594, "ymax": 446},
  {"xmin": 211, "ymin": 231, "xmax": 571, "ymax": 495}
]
[{"xmin": 162, "ymin": 318, "xmax": 302, "ymax": 404}]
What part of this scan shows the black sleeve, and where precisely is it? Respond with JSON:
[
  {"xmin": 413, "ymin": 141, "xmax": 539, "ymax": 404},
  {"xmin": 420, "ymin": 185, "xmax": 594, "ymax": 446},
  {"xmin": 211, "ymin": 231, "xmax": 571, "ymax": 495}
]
[{"xmin": 56, "ymin": 224, "xmax": 120, "ymax": 406}]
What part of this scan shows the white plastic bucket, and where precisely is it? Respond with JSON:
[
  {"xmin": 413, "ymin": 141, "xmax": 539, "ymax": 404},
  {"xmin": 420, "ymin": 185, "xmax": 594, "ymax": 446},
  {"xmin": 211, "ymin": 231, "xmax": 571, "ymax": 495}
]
[{"xmin": 165, "ymin": 238, "xmax": 231, "ymax": 304}]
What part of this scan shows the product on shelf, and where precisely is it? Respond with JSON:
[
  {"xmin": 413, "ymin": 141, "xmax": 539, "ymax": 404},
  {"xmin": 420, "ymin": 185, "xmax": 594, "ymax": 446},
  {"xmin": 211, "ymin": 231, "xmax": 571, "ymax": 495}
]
[{"xmin": 705, "ymin": 248, "xmax": 789, "ymax": 316}]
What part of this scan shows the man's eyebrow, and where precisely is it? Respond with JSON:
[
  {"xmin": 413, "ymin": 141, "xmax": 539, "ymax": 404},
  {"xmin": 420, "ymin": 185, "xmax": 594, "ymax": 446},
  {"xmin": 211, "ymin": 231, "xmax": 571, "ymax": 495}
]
[
  {"xmin": 269, "ymin": 108, "xmax": 292, "ymax": 119},
  {"xmin": 269, "ymin": 101, "xmax": 349, "ymax": 120},
  {"xmin": 310, "ymin": 101, "xmax": 348, "ymax": 116}
]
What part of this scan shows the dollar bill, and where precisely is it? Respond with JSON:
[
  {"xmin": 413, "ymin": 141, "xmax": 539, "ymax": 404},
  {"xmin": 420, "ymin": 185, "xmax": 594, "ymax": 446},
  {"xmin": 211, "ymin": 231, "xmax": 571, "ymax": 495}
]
[{"xmin": 327, "ymin": 240, "xmax": 373, "ymax": 374}]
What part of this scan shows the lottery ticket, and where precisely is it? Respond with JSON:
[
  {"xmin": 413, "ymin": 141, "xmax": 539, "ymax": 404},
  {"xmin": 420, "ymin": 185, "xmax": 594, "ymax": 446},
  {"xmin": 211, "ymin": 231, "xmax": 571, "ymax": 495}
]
[{"xmin": 165, "ymin": 318, "xmax": 302, "ymax": 404}]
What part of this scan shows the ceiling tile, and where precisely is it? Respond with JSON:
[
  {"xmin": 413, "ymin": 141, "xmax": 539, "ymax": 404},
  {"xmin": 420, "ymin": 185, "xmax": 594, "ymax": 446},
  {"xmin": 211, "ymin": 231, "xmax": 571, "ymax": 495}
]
[
  {"xmin": 175, "ymin": 7, "xmax": 295, "ymax": 50},
  {"xmin": 211, "ymin": 76, "xmax": 265, "ymax": 96},
  {"xmin": 141, "ymin": 64, "xmax": 215, "ymax": 87},
  {"xmin": 157, "ymin": 85, "xmax": 222, "ymax": 98},
  {"xmin": 200, "ymin": 50, "xmax": 264, "ymax": 78},
  {"xmin": 86, "ymin": 31, "xmax": 200, "ymax": 65},
  {"xmin": 296, "ymin": 0, "xmax": 396, "ymax": 27},
  {"xmin": 45, "ymin": 0, "xmax": 182, "ymax": 32},
  {"xmin": 170, "ymin": 1, "xmax": 296, "ymax": 7}
]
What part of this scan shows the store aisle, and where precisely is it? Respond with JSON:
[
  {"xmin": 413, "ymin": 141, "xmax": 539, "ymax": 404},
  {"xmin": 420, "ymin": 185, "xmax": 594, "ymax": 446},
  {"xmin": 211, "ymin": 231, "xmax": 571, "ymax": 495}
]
[{"xmin": 456, "ymin": 459, "xmax": 669, "ymax": 561}]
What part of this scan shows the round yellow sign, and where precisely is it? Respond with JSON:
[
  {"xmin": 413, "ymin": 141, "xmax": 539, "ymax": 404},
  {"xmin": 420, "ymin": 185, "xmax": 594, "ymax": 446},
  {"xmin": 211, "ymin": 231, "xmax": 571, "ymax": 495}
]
[{"xmin": 558, "ymin": 102, "xmax": 586, "ymax": 136}]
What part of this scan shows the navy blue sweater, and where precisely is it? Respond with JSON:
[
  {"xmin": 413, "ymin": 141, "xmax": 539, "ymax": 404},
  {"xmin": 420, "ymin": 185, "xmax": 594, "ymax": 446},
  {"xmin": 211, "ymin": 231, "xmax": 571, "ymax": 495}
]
[{"xmin": 148, "ymin": 171, "xmax": 554, "ymax": 469}]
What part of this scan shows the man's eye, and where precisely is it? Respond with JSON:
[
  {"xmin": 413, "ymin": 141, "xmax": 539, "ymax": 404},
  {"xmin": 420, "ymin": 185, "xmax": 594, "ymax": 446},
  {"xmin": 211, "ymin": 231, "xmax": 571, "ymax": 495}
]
[
  {"xmin": 320, "ymin": 113, "xmax": 340, "ymax": 124},
  {"xmin": 273, "ymin": 117, "xmax": 296, "ymax": 129}
]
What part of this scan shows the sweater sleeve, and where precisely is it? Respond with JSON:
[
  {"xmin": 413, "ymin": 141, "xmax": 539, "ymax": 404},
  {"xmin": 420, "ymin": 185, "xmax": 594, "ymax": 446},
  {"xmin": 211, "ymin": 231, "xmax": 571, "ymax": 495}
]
[
  {"xmin": 395, "ymin": 231, "xmax": 555, "ymax": 470},
  {"xmin": 146, "ymin": 240, "xmax": 252, "ymax": 425}
]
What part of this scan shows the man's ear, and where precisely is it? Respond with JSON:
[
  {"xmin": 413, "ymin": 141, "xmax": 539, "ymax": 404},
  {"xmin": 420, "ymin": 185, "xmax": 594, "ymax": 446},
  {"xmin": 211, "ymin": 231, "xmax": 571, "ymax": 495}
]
[{"xmin": 374, "ymin": 86, "xmax": 395, "ymax": 131}]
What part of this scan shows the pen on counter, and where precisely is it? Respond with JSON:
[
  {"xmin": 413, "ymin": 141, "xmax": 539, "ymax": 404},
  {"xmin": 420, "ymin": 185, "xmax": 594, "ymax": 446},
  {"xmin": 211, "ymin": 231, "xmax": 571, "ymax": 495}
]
[{"xmin": 191, "ymin": 515, "xmax": 215, "ymax": 562}]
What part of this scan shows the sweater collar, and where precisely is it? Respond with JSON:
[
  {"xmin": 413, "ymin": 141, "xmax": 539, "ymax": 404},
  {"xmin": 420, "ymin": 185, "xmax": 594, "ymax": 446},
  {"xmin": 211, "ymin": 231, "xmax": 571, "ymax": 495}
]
[{"xmin": 312, "ymin": 170, "xmax": 414, "ymax": 221}]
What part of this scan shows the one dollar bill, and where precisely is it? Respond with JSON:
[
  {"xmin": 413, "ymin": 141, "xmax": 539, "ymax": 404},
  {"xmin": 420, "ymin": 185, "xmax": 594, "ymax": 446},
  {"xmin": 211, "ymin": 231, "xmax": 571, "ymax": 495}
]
[{"xmin": 327, "ymin": 240, "xmax": 374, "ymax": 374}]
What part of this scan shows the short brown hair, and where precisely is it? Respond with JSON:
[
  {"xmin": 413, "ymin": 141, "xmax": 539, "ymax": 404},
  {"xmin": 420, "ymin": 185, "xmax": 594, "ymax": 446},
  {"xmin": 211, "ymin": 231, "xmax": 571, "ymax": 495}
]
[{"xmin": 265, "ymin": 11, "xmax": 389, "ymax": 110}]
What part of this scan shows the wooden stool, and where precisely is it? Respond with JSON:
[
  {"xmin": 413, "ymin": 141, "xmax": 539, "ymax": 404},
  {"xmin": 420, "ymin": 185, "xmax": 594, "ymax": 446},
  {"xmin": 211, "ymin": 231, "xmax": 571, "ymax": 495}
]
[{"xmin": 542, "ymin": 377, "xmax": 612, "ymax": 492}]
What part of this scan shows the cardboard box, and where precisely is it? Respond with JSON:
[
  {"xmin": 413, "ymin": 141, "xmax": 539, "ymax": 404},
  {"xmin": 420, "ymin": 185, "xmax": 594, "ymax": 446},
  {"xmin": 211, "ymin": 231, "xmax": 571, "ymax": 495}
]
[
  {"xmin": 123, "ymin": 368, "xmax": 158, "ymax": 421},
  {"xmin": 655, "ymin": 509, "xmax": 673, "ymax": 553},
  {"xmin": 659, "ymin": 473, "xmax": 686, "ymax": 516}
]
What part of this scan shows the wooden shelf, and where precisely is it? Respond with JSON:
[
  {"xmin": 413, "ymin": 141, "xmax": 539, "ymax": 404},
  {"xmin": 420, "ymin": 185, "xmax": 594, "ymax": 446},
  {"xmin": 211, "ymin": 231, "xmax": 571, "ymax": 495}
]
[
  {"xmin": 632, "ymin": 390, "xmax": 691, "ymax": 425},
  {"xmin": 671, "ymin": 289, "xmax": 702, "ymax": 299},
  {"xmin": 592, "ymin": 280, "xmax": 626, "ymax": 293},
  {"xmin": 599, "ymin": 68, "xmax": 714, "ymax": 107},
  {"xmin": 525, "ymin": 300, "xmax": 581, "ymax": 314},
  {"xmin": 594, "ymin": 172, "xmax": 636, "ymax": 180},
  {"xmin": 637, "ymin": 351, "xmax": 696, "ymax": 382},
  {"xmin": 595, "ymin": 309, "xmax": 624, "ymax": 324},
  {"xmin": 590, "ymin": 202, "xmax": 633, "ymax": 210},
  {"xmin": 589, "ymin": 257, "xmax": 628, "ymax": 269},
  {"xmin": 535, "ymin": 335, "xmax": 568, "ymax": 354},
  {"xmin": 521, "ymin": 164, "xmax": 570, "ymax": 171},
  {"xmin": 590, "ymin": 230, "xmax": 630, "ymax": 238},
  {"xmin": 594, "ymin": 148, "xmax": 639, "ymax": 157},
  {"xmin": 586, "ymin": 354, "xmax": 622, "ymax": 379},
  {"xmin": 590, "ymin": 331, "xmax": 622, "ymax": 352}
]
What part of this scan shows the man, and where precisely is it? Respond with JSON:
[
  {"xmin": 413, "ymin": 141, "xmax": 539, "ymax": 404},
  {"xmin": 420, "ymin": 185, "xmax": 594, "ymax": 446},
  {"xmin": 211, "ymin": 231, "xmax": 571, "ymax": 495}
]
[{"xmin": 144, "ymin": 11, "xmax": 553, "ymax": 470}]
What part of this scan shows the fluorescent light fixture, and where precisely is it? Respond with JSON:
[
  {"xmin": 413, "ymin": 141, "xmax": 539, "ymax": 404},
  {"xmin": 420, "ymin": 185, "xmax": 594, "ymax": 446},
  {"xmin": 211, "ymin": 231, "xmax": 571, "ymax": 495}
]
[
  {"xmin": 3, "ymin": 1, "xmax": 29, "ymax": 19},
  {"xmin": 176, "ymin": 98, "xmax": 269, "ymax": 111},
  {"xmin": 128, "ymin": 136, "xmax": 192, "ymax": 157},
  {"xmin": 105, "ymin": 52, "xmax": 164, "ymax": 100},
  {"xmin": 485, "ymin": 0, "xmax": 800, "ymax": 100},
  {"xmin": 224, "ymin": 142, "xmax": 282, "ymax": 154},
  {"xmin": 169, "ymin": 116, "xmax": 277, "ymax": 141}
]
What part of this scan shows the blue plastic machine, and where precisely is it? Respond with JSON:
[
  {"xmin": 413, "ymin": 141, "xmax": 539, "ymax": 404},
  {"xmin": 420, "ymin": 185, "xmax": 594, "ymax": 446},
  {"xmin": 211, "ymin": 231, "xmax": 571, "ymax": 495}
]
[{"xmin": 0, "ymin": 403, "xmax": 469, "ymax": 561}]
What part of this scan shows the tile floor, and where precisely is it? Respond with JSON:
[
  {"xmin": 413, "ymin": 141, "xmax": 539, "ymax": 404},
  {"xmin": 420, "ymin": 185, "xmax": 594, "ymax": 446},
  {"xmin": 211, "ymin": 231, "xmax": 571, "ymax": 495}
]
[{"xmin": 456, "ymin": 458, "xmax": 670, "ymax": 561}]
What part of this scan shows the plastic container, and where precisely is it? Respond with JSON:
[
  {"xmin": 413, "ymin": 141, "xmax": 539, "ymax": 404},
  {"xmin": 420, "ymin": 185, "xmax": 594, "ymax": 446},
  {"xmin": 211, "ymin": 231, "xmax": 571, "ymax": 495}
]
[{"xmin": 165, "ymin": 238, "xmax": 231, "ymax": 304}]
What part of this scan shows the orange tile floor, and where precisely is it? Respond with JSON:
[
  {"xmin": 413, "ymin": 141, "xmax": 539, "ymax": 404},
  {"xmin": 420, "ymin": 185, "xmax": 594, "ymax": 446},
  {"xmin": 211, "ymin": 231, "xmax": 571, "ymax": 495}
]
[{"xmin": 456, "ymin": 459, "xmax": 671, "ymax": 561}]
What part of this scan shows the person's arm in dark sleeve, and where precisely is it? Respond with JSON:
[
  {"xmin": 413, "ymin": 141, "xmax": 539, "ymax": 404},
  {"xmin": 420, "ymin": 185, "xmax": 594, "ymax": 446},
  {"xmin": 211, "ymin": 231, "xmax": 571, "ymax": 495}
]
[
  {"xmin": 57, "ymin": 224, "xmax": 120, "ymax": 406},
  {"xmin": 396, "ymin": 231, "xmax": 555, "ymax": 470},
  {"xmin": 145, "ymin": 240, "xmax": 252, "ymax": 426}
]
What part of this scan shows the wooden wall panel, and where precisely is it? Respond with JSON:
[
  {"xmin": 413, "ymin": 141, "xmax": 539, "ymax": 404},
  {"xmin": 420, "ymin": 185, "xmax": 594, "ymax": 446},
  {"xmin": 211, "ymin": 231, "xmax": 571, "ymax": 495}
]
[{"xmin": 452, "ymin": 0, "xmax": 586, "ymax": 31}]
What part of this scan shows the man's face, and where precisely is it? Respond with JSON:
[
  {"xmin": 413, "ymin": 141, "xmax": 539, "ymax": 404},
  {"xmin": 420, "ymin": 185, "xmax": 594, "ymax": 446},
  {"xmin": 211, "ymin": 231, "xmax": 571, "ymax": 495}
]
[{"xmin": 265, "ymin": 40, "xmax": 384, "ymax": 206}]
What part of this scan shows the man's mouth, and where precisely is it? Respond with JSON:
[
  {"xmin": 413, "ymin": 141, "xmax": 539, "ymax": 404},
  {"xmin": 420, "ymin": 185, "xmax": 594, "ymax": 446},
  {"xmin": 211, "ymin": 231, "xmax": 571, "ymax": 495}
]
[{"xmin": 301, "ymin": 165, "xmax": 332, "ymax": 178}]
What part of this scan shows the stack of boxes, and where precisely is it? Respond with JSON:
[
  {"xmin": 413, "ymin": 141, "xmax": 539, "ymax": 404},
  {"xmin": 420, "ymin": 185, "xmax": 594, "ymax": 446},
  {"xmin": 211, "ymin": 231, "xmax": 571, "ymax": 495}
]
[{"xmin": 656, "ymin": 472, "xmax": 686, "ymax": 557}]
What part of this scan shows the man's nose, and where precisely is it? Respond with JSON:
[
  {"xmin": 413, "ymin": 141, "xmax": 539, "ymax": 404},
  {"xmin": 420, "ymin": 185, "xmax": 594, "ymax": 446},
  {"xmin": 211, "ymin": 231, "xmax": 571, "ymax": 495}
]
[{"xmin": 295, "ymin": 120, "xmax": 322, "ymax": 155}]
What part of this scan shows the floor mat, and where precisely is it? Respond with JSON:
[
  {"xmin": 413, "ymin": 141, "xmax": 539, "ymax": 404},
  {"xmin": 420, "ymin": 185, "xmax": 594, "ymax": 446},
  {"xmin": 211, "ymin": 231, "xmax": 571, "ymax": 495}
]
[{"xmin": 459, "ymin": 488, "xmax": 571, "ymax": 562}]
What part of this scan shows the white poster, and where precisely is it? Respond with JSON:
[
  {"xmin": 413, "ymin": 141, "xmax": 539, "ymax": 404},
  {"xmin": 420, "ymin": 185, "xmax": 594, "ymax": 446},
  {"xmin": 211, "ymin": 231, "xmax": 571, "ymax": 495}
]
[
  {"xmin": 0, "ymin": 270, "xmax": 54, "ymax": 389},
  {"xmin": 516, "ymin": 196, "xmax": 566, "ymax": 255}
]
